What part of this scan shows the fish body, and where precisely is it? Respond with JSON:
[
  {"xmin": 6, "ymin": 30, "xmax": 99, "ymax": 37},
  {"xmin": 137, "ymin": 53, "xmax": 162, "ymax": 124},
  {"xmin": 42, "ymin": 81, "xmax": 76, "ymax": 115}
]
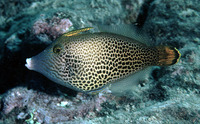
[{"xmin": 25, "ymin": 28, "xmax": 180, "ymax": 94}]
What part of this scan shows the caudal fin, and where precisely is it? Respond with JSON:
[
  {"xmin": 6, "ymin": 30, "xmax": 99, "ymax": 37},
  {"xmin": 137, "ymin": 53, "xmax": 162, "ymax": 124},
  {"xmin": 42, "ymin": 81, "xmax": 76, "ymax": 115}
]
[{"xmin": 156, "ymin": 46, "xmax": 181, "ymax": 66}]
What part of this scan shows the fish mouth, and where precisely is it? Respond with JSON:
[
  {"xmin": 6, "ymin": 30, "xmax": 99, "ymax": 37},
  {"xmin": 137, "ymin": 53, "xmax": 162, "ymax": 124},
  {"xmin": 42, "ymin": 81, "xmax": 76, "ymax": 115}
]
[{"xmin": 25, "ymin": 58, "xmax": 34, "ymax": 70}]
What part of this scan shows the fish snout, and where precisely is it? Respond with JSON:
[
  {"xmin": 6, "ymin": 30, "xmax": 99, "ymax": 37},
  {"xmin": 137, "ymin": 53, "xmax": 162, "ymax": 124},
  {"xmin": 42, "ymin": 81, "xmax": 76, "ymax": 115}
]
[{"xmin": 25, "ymin": 58, "xmax": 34, "ymax": 70}]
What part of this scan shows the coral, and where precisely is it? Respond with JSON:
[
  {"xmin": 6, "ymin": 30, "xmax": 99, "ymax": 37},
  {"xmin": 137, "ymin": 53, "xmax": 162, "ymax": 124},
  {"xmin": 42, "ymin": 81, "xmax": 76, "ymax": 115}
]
[
  {"xmin": 32, "ymin": 15, "xmax": 73, "ymax": 42},
  {"xmin": 144, "ymin": 0, "xmax": 200, "ymax": 46},
  {"xmin": 4, "ymin": 34, "xmax": 22, "ymax": 52},
  {"xmin": 1, "ymin": 87, "xmax": 110, "ymax": 123},
  {"xmin": 2, "ymin": 87, "xmax": 33, "ymax": 114},
  {"xmin": 0, "ymin": 0, "xmax": 40, "ymax": 28},
  {"xmin": 122, "ymin": 0, "xmax": 145, "ymax": 24}
]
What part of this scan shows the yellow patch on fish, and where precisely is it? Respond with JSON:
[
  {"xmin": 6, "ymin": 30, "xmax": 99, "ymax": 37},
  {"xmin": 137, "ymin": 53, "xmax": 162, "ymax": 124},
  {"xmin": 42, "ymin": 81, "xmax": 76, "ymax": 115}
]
[{"xmin": 63, "ymin": 27, "xmax": 93, "ymax": 37}]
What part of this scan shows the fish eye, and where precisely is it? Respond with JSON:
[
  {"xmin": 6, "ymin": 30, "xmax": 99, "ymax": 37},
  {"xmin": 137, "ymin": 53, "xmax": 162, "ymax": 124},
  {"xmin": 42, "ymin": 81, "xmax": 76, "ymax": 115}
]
[{"xmin": 53, "ymin": 44, "xmax": 62, "ymax": 54}]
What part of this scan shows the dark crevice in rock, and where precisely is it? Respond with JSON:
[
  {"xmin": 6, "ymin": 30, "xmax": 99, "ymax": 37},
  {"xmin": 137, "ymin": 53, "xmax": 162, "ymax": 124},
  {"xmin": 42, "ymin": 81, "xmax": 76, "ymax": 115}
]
[
  {"xmin": 148, "ymin": 82, "xmax": 169, "ymax": 101},
  {"xmin": 135, "ymin": 0, "xmax": 155, "ymax": 27}
]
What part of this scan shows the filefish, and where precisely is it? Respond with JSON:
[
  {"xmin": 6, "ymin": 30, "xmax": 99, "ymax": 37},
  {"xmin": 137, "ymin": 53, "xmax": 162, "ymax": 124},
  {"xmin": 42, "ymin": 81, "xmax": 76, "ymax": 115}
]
[{"xmin": 25, "ymin": 27, "xmax": 181, "ymax": 94}]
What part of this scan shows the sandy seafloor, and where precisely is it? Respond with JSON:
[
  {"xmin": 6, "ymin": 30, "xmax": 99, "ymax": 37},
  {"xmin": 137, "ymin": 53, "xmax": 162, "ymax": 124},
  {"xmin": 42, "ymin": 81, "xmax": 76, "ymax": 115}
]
[{"xmin": 0, "ymin": 0, "xmax": 200, "ymax": 123}]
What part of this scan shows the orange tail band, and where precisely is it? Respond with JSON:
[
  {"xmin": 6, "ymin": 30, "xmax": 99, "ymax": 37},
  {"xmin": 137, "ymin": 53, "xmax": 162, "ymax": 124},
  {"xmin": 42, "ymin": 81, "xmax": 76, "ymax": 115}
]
[{"xmin": 156, "ymin": 46, "xmax": 181, "ymax": 66}]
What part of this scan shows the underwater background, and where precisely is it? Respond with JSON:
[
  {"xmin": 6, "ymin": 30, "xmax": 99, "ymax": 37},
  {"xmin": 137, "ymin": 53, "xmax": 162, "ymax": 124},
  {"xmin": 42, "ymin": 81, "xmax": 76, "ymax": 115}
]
[{"xmin": 0, "ymin": 0, "xmax": 200, "ymax": 123}]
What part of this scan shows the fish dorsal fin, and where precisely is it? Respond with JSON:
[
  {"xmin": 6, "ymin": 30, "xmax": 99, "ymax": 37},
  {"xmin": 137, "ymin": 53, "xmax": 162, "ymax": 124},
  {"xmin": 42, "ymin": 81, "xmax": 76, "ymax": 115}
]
[
  {"xmin": 63, "ymin": 27, "xmax": 93, "ymax": 37},
  {"xmin": 98, "ymin": 24, "xmax": 150, "ymax": 45}
]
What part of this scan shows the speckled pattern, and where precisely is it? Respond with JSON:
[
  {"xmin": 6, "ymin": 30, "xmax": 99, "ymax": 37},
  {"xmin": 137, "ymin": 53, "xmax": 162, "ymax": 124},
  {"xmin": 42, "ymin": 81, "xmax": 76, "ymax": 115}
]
[{"xmin": 30, "ymin": 32, "xmax": 179, "ymax": 93}]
